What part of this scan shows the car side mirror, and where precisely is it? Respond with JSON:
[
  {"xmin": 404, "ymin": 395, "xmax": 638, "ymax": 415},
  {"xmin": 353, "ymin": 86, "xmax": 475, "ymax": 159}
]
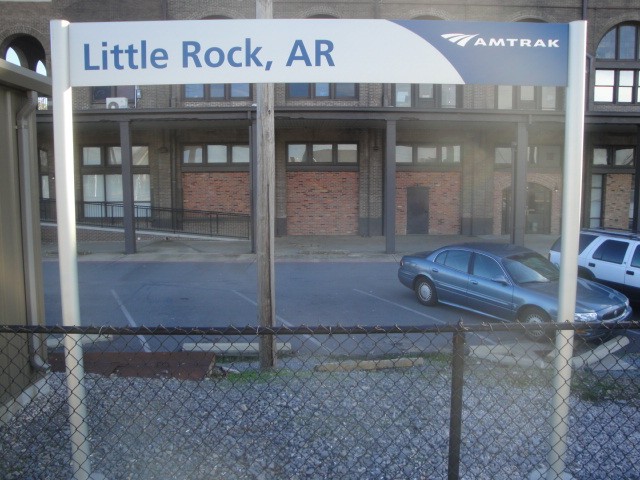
[{"xmin": 492, "ymin": 275, "xmax": 509, "ymax": 285}]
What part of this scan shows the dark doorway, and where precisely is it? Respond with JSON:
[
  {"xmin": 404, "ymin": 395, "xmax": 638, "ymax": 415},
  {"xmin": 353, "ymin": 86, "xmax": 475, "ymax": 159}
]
[
  {"xmin": 407, "ymin": 186, "xmax": 429, "ymax": 234},
  {"xmin": 502, "ymin": 183, "xmax": 552, "ymax": 234}
]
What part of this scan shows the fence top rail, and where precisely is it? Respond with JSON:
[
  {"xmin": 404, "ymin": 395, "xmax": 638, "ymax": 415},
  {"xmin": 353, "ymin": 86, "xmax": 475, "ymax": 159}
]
[{"xmin": 2, "ymin": 322, "xmax": 639, "ymax": 336}]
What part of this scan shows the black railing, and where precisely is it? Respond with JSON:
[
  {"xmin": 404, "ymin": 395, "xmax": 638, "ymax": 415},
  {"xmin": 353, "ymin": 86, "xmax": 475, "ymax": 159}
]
[{"xmin": 40, "ymin": 199, "xmax": 250, "ymax": 239}]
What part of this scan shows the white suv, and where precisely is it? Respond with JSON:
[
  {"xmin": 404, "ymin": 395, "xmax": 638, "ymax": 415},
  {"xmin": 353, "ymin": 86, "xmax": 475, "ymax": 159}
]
[{"xmin": 549, "ymin": 228, "xmax": 640, "ymax": 302}]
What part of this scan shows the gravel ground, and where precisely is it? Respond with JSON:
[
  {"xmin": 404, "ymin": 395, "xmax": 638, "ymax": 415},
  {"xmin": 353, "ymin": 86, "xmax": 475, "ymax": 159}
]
[{"xmin": 1, "ymin": 356, "xmax": 639, "ymax": 480}]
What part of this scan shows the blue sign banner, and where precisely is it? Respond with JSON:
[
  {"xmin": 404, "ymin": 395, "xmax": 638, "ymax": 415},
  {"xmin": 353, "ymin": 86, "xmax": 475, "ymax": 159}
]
[{"xmin": 393, "ymin": 20, "xmax": 569, "ymax": 86}]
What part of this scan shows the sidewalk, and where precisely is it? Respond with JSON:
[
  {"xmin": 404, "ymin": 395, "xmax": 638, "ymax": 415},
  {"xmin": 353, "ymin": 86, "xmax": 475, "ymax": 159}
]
[{"xmin": 42, "ymin": 229, "xmax": 558, "ymax": 262}]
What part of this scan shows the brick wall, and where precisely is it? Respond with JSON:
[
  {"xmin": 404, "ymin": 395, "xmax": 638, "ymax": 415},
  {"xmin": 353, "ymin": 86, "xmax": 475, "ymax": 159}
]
[
  {"xmin": 286, "ymin": 171, "xmax": 359, "ymax": 235},
  {"xmin": 182, "ymin": 172, "xmax": 250, "ymax": 213},
  {"xmin": 396, "ymin": 172, "xmax": 461, "ymax": 235},
  {"xmin": 604, "ymin": 174, "xmax": 633, "ymax": 229}
]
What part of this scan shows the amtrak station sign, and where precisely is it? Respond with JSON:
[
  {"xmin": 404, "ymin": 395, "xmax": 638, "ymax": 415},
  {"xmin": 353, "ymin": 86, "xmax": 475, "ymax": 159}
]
[
  {"xmin": 67, "ymin": 19, "xmax": 569, "ymax": 86},
  {"xmin": 51, "ymin": 18, "xmax": 585, "ymax": 480}
]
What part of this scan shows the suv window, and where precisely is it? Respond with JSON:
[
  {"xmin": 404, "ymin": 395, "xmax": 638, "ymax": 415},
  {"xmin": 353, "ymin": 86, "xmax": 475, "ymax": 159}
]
[
  {"xmin": 592, "ymin": 239, "xmax": 629, "ymax": 264},
  {"xmin": 632, "ymin": 246, "xmax": 640, "ymax": 268},
  {"xmin": 550, "ymin": 233, "xmax": 598, "ymax": 253}
]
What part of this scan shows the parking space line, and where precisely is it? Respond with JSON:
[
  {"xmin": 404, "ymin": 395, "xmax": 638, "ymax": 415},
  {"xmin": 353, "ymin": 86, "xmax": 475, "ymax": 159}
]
[
  {"xmin": 353, "ymin": 289, "xmax": 446, "ymax": 324},
  {"xmin": 232, "ymin": 290, "xmax": 332, "ymax": 353},
  {"xmin": 353, "ymin": 289, "xmax": 497, "ymax": 345},
  {"xmin": 111, "ymin": 289, "xmax": 152, "ymax": 353}
]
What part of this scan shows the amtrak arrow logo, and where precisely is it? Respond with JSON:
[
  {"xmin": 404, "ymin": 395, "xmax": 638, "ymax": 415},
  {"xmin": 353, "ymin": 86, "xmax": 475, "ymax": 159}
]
[{"xmin": 441, "ymin": 33, "xmax": 479, "ymax": 46}]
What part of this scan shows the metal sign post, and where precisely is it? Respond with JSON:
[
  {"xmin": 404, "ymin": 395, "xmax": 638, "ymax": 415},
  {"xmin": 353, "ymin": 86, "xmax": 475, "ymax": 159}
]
[{"xmin": 50, "ymin": 20, "xmax": 95, "ymax": 480}]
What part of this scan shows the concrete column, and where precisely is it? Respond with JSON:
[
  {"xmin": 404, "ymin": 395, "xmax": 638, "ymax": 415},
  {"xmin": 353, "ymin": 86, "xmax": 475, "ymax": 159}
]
[{"xmin": 385, "ymin": 120, "xmax": 397, "ymax": 254}]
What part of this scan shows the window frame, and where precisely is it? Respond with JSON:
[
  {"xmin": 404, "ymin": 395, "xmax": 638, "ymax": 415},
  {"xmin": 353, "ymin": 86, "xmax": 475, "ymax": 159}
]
[
  {"xmin": 495, "ymin": 85, "xmax": 562, "ymax": 110},
  {"xmin": 80, "ymin": 145, "xmax": 151, "ymax": 218},
  {"xmin": 91, "ymin": 86, "xmax": 136, "ymax": 105},
  {"xmin": 592, "ymin": 146, "xmax": 635, "ymax": 169},
  {"xmin": 594, "ymin": 23, "xmax": 640, "ymax": 105},
  {"xmin": 181, "ymin": 143, "xmax": 251, "ymax": 171},
  {"xmin": 395, "ymin": 143, "xmax": 462, "ymax": 169},
  {"xmin": 286, "ymin": 142, "xmax": 359, "ymax": 170},
  {"xmin": 494, "ymin": 145, "xmax": 563, "ymax": 169},
  {"xmin": 285, "ymin": 83, "xmax": 358, "ymax": 100},
  {"xmin": 182, "ymin": 83, "xmax": 253, "ymax": 101},
  {"xmin": 393, "ymin": 83, "xmax": 461, "ymax": 109}
]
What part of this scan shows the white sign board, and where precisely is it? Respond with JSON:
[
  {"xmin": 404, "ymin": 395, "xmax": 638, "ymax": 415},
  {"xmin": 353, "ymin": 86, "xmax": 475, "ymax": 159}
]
[{"xmin": 67, "ymin": 19, "xmax": 569, "ymax": 87}]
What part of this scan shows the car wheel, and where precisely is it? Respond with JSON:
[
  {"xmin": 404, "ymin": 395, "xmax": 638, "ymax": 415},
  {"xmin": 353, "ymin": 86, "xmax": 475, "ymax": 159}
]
[
  {"xmin": 414, "ymin": 277, "xmax": 438, "ymax": 306},
  {"xmin": 519, "ymin": 307, "xmax": 551, "ymax": 343}
]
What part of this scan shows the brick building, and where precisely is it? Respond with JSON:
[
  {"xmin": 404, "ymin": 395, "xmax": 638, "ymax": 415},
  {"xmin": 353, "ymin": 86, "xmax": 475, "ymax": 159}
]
[{"xmin": 2, "ymin": 1, "xmax": 640, "ymax": 241}]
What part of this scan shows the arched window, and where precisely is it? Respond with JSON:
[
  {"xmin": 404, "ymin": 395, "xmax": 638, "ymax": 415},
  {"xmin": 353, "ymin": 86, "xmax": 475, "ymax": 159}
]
[
  {"xmin": 2, "ymin": 35, "xmax": 46, "ymax": 73},
  {"xmin": 594, "ymin": 23, "xmax": 640, "ymax": 104}
]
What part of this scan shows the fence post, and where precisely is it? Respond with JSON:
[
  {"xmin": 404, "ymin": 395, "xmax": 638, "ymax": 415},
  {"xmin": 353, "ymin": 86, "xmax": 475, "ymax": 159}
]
[{"xmin": 448, "ymin": 320, "xmax": 465, "ymax": 480}]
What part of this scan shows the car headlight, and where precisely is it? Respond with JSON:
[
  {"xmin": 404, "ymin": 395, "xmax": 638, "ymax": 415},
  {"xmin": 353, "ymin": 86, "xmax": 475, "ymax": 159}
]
[{"xmin": 574, "ymin": 311, "xmax": 598, "ymax": 323}]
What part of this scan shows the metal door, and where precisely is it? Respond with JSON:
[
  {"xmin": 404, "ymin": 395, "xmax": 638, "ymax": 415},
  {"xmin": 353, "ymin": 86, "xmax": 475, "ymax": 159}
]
[{"xmin": 407, "ymin": 186, "xmax": 429, "ymax": 234}]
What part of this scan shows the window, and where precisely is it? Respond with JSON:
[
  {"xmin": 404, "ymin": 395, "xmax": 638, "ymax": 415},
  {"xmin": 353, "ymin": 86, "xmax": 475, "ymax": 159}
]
[
  {"xmin": 592, "ymin": 147, "xmax": 635, "ymax": 167},
  {"xmin": 594, "ymin": 69, "xmax": 640, "ymax": 103},
  {"xmin": 589, "ymin": 174, "xmax": 603, "ymax": 228},
  {"xmin": 631, "ymin": 246, "xmax": 640, "ymax": 268},
  {"xmin": 436, "ymin": 249, "xmax": 471, "ymax": 272},
  {"xmin": 594, "ymin": 23, "xmax": 640, "ymax": 104},
  {"xmin": 286, "ymin": 83, "xmax": 357, "ymax": 99},
  {"xmin": 287, "ymin": 143, "xmax": 358, "ymax": 166},
  {"xmin": 529, "ymin": 146, "xmax": 562, "ymax": 168},
  {"xmin": 494, "ymin": 146, "xmax": 562, "ymax": 167},
  {"xmin": 394, "ymin": 84, "xmax": 460, "ymax": 108},
  {"xmin": 81, "ymin": 146, "xmax": 150, "ymax": 218},
  {"xmin": 91, "ymin": 86, "xmax": 136, "ymax": 104},
  {"xmin": 592, "ymin": 240, "xmax": 630, "ymax": 264},
  {"xmin": 396, "ymin": 144, "xmax": 461, "ymax": 165},
  {"xmin": 39, "ymin": 149, "xmax": 49, "ymax": 200},
  {"xmin": 596, "ymin": 24, "xmax": 640, "ymax": 60},
  {"xmin": 496, "ymin": 85, "xmax": 560, "ymax": 110},
  {"xmin": 472, "ymin": 254, "xmax": 504, "ymax": 279},
  {"xmin": 182, "ymin": 144, "xmax": 250, "ymax": 165},
  {"xmin": 183, "ymin": 84, "xmax": 252, "ymax": 100}
]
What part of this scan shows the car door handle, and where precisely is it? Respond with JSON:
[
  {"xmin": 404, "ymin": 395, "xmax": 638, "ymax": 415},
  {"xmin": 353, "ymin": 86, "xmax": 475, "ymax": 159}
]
[
  {"xmin": 470, "ymin": 280, "xmax": 478, "ymax": 285},
  {"xmin": 432, "ymin": 268, "xmax": 439, "ymax": 273},
  {"xmin": 588, "ymin": 262, "xmax": 595, "ymax": 267},
  {"xmin": 627, "ymin": 271, "xmax": 634, "ymax": 276}
]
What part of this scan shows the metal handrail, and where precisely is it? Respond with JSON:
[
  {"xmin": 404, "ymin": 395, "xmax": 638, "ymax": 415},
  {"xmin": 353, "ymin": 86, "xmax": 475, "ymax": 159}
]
[{"xmin": 40, "ymin": 199, "xmax": 250, "ymax": 239}]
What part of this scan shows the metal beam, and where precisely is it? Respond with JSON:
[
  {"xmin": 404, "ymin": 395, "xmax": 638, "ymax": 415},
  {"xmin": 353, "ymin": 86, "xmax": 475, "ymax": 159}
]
[
  {"xmin": 385, "ymin": 120, "xmax": 397, "ymax": 254},
  {"xmin": 511, "ymin": 122, "xmax": 528, "ymax": 246},
  {"xmin": 120, "ymin": 120, "xmax": 136, "ymax": 254}
]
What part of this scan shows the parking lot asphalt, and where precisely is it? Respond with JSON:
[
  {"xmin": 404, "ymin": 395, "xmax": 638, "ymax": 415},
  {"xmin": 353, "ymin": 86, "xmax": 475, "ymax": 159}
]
[
  {"xmin": 41, "ymin": 230, "xmax": 639, "ymax": 370},
  {"xmin": 42, "ymin": 231, "xmax": 559, "ymax": 263}
]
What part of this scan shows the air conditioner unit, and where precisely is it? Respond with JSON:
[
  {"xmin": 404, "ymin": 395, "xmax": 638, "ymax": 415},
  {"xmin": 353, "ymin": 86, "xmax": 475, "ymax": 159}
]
[{"xmin": 106, "ymin": 97, "xmax": 128, "ymax": 109}]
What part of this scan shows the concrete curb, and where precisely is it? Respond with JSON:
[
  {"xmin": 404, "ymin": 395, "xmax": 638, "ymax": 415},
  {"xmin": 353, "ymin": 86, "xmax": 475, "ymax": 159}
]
[
  {"xmin": 314, "ymin": 357, "xmax": 425, "ymax": 372},
  {"xmin": 46, "ymin": 334, "xmax": 112, "ymax": 349},
  {"xmin": 469, "ymin": 335, "xmax": 633, "ymax": 371},
  {"xmin": 182, "ymin": 342, "xmax": 292, "ymax": 356}
]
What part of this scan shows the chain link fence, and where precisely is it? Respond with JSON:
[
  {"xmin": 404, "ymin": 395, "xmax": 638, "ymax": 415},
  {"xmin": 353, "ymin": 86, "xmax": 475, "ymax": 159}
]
[{"xmin": 1, "ymin": 322, "xmax": 639, "ymax": 480}]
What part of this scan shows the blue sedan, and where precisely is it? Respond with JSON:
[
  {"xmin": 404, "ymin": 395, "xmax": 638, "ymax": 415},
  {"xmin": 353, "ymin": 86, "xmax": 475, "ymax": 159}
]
[{"xmin": 398, "ymin": 243, "xmax": 631, "ymax": 341}]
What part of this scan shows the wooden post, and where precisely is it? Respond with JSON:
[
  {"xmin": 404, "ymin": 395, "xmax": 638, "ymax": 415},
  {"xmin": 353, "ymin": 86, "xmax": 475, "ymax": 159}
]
[{"xmin": 256, "ymin": 0, "xmax": 276, "ymax": 369}]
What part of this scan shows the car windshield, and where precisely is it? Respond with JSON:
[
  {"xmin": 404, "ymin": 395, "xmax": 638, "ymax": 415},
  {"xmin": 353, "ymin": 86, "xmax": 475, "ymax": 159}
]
[{"xmin": 502, "ymin": 252, "xmax": 560, "ymax": 284}]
